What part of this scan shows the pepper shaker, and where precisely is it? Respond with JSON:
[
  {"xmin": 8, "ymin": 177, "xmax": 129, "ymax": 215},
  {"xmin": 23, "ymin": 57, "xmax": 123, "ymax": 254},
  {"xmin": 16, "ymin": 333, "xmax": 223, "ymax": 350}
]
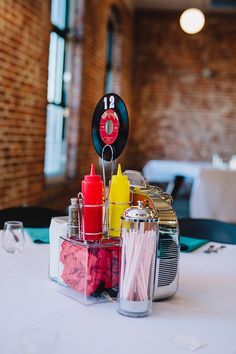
[{"xmin": 68, "ymin": 197, "xmax": 79, "ymax": 238}]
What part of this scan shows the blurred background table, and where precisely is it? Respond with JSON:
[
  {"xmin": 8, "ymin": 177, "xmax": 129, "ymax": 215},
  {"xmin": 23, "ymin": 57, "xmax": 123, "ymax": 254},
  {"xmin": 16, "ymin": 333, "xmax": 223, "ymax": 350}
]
[
  {"xmin": 143, "ymin": 161, "xmax": 236, "ymax": 224},
  {"xmin": 143, "ymin": 160, "xmax": 212, "ymax": 183},
  {"xmin": 190, "ymin": 168, "xmax": 236, "ymax": 223}
]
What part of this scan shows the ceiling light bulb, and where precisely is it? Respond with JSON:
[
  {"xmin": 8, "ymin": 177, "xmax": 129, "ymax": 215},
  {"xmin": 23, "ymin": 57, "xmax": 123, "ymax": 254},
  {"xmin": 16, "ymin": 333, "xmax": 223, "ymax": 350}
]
[{"xmin": 180, "ymin": 8, "xmax": 205, "ymax": 34}]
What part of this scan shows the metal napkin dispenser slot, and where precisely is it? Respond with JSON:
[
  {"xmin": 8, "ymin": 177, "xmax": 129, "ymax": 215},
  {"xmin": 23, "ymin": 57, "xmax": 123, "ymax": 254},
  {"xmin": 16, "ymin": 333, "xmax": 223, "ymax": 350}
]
[{"xmin": 123, "ymin": 170, "xmax": 180, "ymax": 300}]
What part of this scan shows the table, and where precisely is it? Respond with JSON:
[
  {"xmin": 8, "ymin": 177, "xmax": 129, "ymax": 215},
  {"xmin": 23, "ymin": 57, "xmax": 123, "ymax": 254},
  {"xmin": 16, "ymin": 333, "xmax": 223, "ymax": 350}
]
[
  {"xmin": 143, "ymin": 160, "xmax": 212, "ymax": 182},
  {"xmin": 0, "ymin": 233, "xmax": 236, "ymax": 354},
  {"xmin": 190, "ymin": 168, "xmax": 236, "ymax": 223}
]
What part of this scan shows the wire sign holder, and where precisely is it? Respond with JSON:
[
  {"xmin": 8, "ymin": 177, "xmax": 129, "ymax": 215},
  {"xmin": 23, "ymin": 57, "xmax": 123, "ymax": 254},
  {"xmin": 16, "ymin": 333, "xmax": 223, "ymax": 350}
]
[{"xmin": 91, "ymin": 93, "xmax": 129, "ymax": 237}]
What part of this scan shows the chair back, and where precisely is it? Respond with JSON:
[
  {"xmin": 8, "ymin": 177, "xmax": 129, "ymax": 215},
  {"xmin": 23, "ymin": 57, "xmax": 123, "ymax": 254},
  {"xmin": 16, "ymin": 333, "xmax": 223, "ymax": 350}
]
[
  {"xmin": 179, "ymin": 217, "xmax": 236, "ymax": 244},
  {"xmin": 0, "ymin": 206, "xmax": 64, "ymax": 228}
]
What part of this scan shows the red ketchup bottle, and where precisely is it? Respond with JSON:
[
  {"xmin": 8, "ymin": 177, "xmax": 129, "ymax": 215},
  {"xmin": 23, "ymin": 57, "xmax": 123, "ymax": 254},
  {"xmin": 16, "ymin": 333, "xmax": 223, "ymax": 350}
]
[{"xmin": 81, "ymin": 163, "xmax": 103, "ymax": 241}]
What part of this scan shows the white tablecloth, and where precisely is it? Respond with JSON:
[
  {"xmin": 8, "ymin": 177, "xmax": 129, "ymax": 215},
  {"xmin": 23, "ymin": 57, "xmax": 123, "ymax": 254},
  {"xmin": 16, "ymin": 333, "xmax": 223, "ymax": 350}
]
[
  {"xmin": 0, "ymin": 233, "xmax": 236, "ymax": 354},
  {"xmin": 190, "ymin": 168, "xmax": 236, "ymax": 223},
  {"xmin": 143, "ymin": 160, "xmax": 212, "ymax": 182}
]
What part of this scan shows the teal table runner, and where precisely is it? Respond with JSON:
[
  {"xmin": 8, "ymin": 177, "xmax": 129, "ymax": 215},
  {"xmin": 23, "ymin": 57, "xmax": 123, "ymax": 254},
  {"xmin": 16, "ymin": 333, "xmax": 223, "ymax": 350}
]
[
  {"xmin": 24, "ymin": 228, "xmax": 209, "ymax": 251},
  {"xmin": 25, "ymin": 228, "xmax": 49, "ymax": 243},
  {"xmin": 180, "ymin": 236, "xmax": 208, "ymax": 252}
]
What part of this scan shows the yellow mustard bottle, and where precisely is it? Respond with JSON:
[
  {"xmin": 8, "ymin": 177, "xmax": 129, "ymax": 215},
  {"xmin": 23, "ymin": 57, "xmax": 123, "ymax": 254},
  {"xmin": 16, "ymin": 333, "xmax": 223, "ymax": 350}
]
[{"xmin": 109, "ymin": 164, "xmax": 130, "ymax": 237}]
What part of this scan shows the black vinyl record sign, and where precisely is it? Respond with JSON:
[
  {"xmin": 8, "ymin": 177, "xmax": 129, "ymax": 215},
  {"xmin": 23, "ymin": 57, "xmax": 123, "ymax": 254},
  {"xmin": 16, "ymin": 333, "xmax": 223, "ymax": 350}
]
[{"xmin": 92, "ymin": 93, "xmax": 129, "ymax": 161}]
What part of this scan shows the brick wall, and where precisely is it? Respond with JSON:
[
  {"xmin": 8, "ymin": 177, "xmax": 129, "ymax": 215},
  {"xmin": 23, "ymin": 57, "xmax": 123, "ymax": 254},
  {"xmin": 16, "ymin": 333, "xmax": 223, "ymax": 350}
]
[
  {"xmin": 52, "ymin": 0, "xmax": 133, "ymax": 209},
  {"xmin": 1, "ymin": 2, "xmax": 235, "ymax": 212},
  {"xmin": 78, "ymin": 0, "xmax": 133, "ymax": 181},
  {"xmin": 0, "ymin": 0, "xmax": 50, "ymax": 208},
  {"xmin": 126, "ymin": 11, "xmax": 236, "ymax": 171},
  {"xmin": 0, "ymin": 0, "xmax": 133, "ymax": 211}
]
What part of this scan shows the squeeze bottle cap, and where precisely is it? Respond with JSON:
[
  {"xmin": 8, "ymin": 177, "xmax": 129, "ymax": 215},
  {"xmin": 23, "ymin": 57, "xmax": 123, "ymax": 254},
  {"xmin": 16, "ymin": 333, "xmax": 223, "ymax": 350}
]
[
  {"xmin": 84, "ymin": 163, "xmax": 101, "ymax": 182},
  {"xmin": 109, "ymin": 163, "xmax": 130, "ymax": 203},
  {"xmin": 111, "ymin": 164, "xmax": 128, "ymax": 183}
]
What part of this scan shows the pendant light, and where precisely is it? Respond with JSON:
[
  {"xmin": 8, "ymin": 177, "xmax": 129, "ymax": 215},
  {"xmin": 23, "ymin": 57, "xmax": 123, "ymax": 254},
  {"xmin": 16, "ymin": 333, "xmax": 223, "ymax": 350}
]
[{"xmin": 180, "ymin": 8, "xmax": 205, "ymax": 34}]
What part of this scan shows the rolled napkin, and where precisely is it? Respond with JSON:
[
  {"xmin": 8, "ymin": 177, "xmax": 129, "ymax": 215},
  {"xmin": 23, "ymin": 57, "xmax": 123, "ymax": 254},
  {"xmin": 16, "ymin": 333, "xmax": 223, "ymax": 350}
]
[
  {"xmin": 180, "ymin": 236, "xmax": 208, "ymax": 252},
  {"xmin": 24, "ymin": 228, "xmax": 49, "ymax": 243}
]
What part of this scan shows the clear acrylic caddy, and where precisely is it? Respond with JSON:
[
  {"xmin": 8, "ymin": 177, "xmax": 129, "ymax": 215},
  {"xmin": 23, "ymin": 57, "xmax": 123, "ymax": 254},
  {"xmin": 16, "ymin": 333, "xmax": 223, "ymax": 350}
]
[{"xmin": 57, "ymin": 236, "xmax": 121, "ymax": 305}]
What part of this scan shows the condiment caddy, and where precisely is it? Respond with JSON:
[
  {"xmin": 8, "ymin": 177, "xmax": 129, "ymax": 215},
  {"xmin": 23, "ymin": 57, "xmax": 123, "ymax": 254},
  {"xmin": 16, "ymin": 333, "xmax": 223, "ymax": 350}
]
[
  {"xmin": 56, "ymin": 163, "xmax": 128, "ymax": 306},
  {"xmin": 49, "ymin": 93, "xmax": 179, "ymax": 315}
]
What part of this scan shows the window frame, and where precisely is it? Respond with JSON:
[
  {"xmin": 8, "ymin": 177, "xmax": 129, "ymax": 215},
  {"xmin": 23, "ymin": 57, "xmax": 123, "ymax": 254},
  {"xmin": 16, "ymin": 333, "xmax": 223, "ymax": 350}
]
[{"xmin": 44, "ymin": 0, "xmax": 70, "ymax": 179}]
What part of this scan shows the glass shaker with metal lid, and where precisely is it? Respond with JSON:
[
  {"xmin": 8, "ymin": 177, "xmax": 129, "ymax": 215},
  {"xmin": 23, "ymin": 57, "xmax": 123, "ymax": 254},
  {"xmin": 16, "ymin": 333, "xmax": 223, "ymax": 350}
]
[{"xmin": 117, "ymin": 201, "xmax": 158, "ymax": 317}]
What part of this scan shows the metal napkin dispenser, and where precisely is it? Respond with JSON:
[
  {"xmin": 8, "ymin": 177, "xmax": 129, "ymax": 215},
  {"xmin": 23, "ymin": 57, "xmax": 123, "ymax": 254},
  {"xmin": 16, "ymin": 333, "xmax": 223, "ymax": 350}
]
[{"xmin": 123, "ymin": 170, "xmax": 180, "ymax": 300}]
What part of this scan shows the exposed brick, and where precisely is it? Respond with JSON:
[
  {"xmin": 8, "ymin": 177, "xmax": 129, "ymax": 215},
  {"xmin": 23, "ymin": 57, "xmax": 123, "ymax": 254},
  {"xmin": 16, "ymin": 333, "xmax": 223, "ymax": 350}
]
[
  {"xmin": 126, "ymin": 10, "xmax": 236, "ymax": 170},
  {"xmin": 0, "ymin": 0, "xmax": 50, "ymax": 209},
  {"xmin": 0, "ymin": 0, "xmax": 133, "ymax": 211}
]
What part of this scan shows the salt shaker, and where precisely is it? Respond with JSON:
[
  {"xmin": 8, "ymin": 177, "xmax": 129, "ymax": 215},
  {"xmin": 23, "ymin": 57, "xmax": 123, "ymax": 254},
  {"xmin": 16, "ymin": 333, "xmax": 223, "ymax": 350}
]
[{"xmin": 117, "ymin": 201, "xmax": 158, "ymax": 317}]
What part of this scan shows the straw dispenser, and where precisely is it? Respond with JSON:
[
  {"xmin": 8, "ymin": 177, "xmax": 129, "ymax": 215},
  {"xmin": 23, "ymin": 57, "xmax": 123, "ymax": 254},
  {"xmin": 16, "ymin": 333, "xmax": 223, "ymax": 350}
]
[{"xmin": 117, "ymin": 201, "xmax": 158, "ymax": 317}]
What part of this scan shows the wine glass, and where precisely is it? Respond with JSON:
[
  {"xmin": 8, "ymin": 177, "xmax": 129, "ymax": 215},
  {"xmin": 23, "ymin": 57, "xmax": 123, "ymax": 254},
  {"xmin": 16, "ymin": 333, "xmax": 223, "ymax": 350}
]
[{"xmin": 2, "ymin": 221, "xmax": 25, "ymax": 253}]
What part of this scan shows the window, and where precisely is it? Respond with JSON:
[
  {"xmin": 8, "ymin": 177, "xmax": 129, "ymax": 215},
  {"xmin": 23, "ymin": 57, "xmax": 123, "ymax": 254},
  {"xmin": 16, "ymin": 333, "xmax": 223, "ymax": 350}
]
[
  {"xmin": 105, "ymin": 10, "xmax": 119, "ymax": 94},
  {"xmin": 44, "ymin": 0, "xmax": 69, "ymax": 177}
]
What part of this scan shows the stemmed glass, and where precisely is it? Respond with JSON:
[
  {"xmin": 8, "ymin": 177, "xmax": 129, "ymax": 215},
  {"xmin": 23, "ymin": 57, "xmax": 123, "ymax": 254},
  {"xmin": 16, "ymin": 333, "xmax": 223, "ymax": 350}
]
[{"xmin": 2, "ymin": 221, "xmax": 25, "ymax": 253}]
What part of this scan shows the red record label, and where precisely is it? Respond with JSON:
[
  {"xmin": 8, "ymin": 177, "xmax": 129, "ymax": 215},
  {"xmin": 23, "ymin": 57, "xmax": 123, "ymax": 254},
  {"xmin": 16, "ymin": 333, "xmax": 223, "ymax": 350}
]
[{"xmin": 99, "ymin": 109, "xmax": 120, "ymax": 145}]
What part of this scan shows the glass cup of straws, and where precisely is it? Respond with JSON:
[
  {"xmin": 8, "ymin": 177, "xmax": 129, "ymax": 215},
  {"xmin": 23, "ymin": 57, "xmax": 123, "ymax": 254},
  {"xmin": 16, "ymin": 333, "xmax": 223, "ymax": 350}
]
[
  {"xmin": 2, "ymin": 221, "xmax": 25, "ymax": 253},
  {"xmin": 117, "ymin": 201, "xmax": 158, "ymax": 318}
]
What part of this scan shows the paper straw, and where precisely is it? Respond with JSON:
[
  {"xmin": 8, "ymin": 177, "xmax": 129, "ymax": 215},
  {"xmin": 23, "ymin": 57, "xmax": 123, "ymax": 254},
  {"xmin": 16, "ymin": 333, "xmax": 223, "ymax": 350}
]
[{"xmin": 120, "ymin": 229, "xmax": 156, "ymax": 301}]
